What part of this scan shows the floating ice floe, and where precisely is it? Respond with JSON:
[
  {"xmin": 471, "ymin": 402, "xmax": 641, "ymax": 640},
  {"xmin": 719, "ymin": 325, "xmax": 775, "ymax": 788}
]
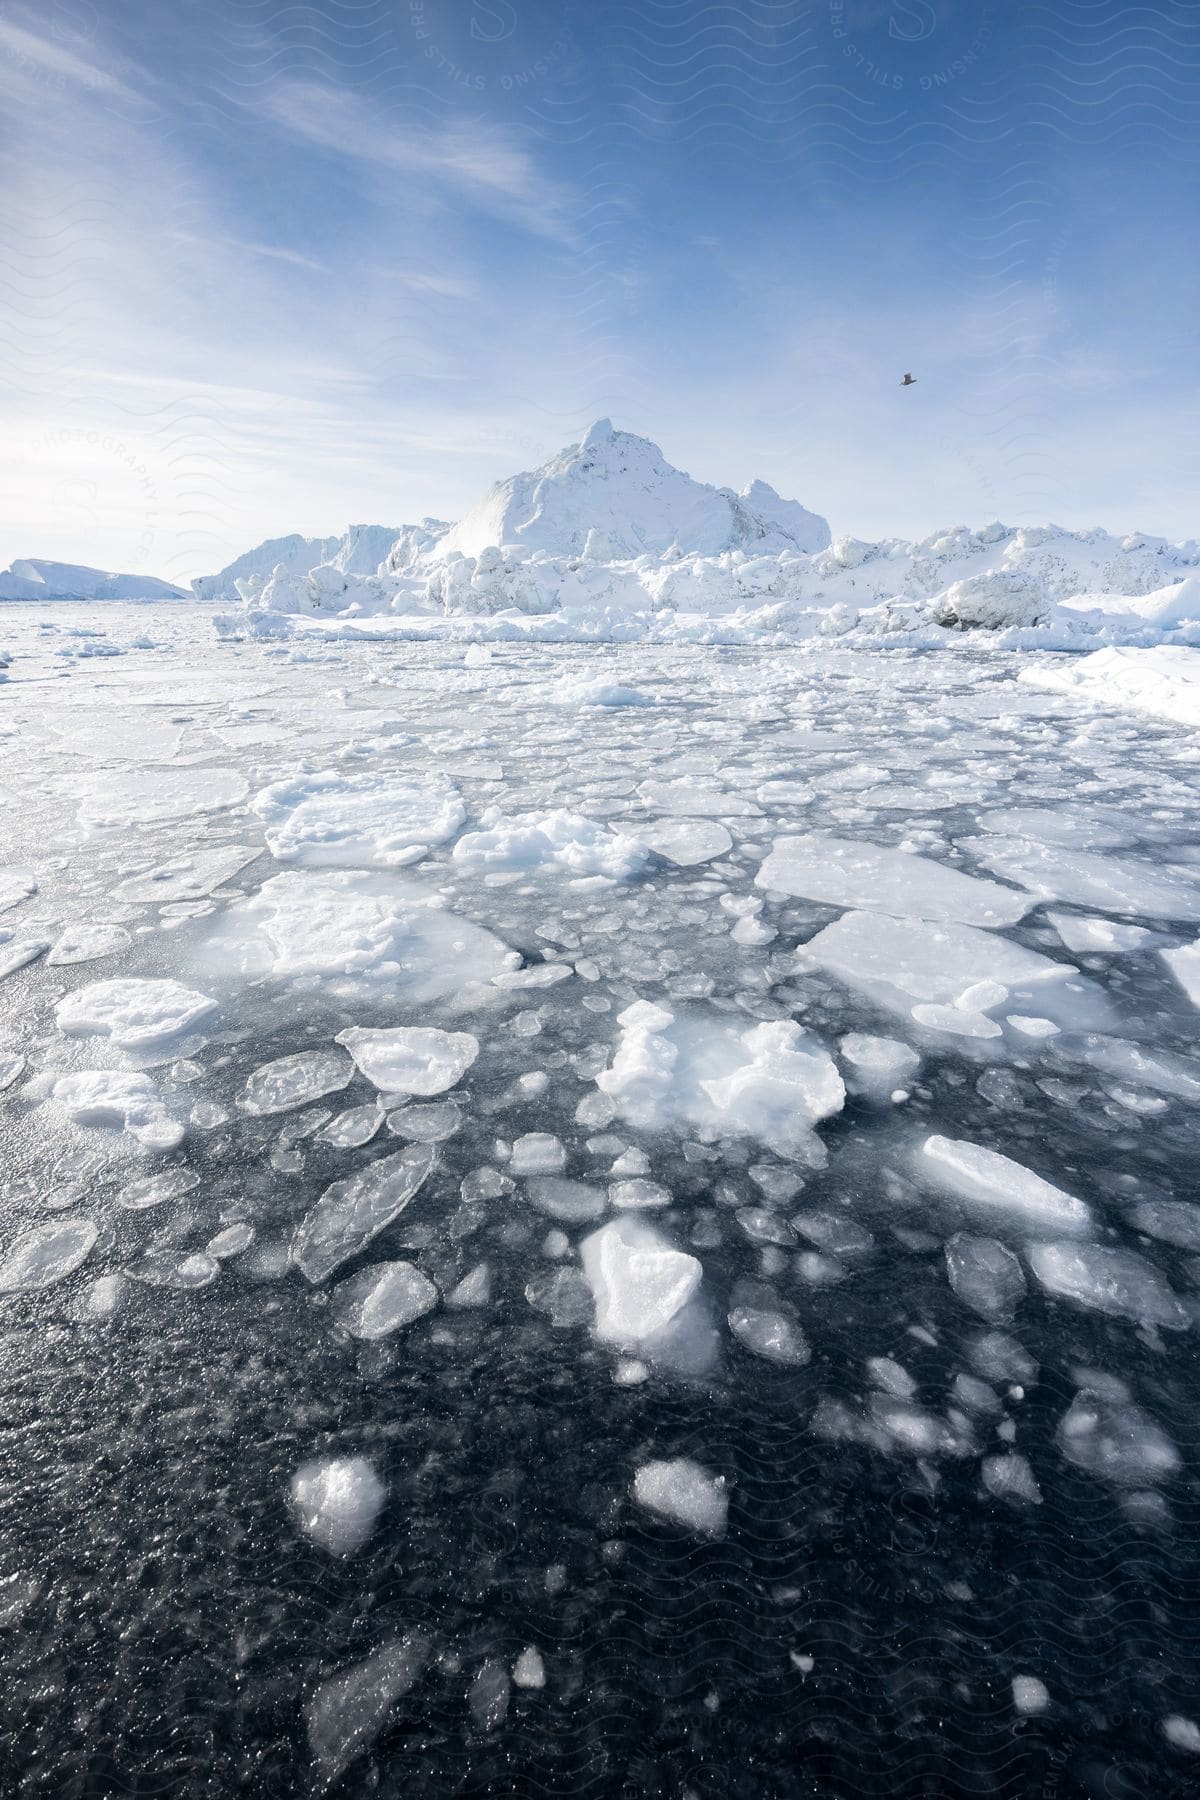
[
  {"xmin": 756, "ymin": 834, "xmax": 1030, "ymax": 928},
  {"xmin": 53, "ymin": 1071, "xmax": 184, "ymax": 1151},
  {"xmin": 802, "ymin": 911, "xmax": 1106, "ymax": 1039},
  {"xmin": 1074, "ymin": 1034, "xmax": 1200, "ymax": 1101},
  {"xmin": 451, "ymin": 807, "xmax": 647, "ymax": 880},
  {"xmin": 944, "ymin": 1233, "xmax": 1026, "ymax": 1319},
  {"xmin": 1027, "ymin": 1243, "xmax": 1188, "ymax": 1329},
  {"xmin": 0, "ymin": 1217, "xmax": 98, "ymax": 1292},
  {"xmin": 336, "ymin": 1026, "xmax": 479, "ymax": 1096},
  {"xmin": 1022, "ymin": 645, "xmax": 1200, "ymax": 730},
  {"xmin": 632, "ymin": 819, "xmax": 733, "ymax": 865},
  {"xmin": 1056, "ymin": 1383, "xmax": 1181, "ymax": 1485},
  {"xmin": 291, "ymin": 1456, "xmax": 386, "ymax": 1555},
  {"xmin": 240, "ymin": 1049, "xmax": 355, "ymax": 1114},
  {"xmin": 292, "ymin": 1146, "xmax": 436, "ymax": 1283},
  {"xmin": 116, "ymin": 1167, "xmax": 200, "ymax": 1210},
  {"xmin": 56, "ymin": 977, "xmax": 217, "ymax": 1050},
  {"xmin": 581, "ymin": 1217, "xmax": 712, "ymax": 1370},
  {"xmin": 637, "ymin": 777, "xmax": 759, "ymax": 817},
  {"xmin": 253, "ymin": 768, "xmax": 465, "ymax": 869},
  {"xmin": 46, "ymin": 923, "xmax": 132, "ymax": 965},
  {"xmin": 633, "ymin": 1458, "xmax": 728, "ymax": 1537},
  {"xmin": 919, "ymin": 1137, "xmax": 1092, "ymax": 1239},
  {"xmin": 207, "ymin": 871, "xmax": 516, "ymax": 996},
  {"xmin": 113, "ymin": 844, "xmax": 260, "ymax": 904},
  {"xmin": 330, "ymin": 1261, "xmax": 439, "ymax": 1338},
  {"xmin": 839, "ymin": 1032, "xmax": 920, "ymax": 1101},
  {"xmin": 0, "ymin": 867, "xmax": 36, "ymax": 913},
  {"xmin": 596, "ymin": 1002, "xmax": 844, "ymax": 1160},
  {"xmin": 1162, "ymin": 938, "xmax": 1200, "ymax": 1008},
  {"xmin": 0, "ymin": 937, "xmax": 48, "ymax": 979},
  {"xmin": 967, "ymin": 835, "xmax": 1200, "ymax": 922},
  {"xmin": 76, "ymin": 766, "xmax": 248, "ymax": 833},
  {"xmin": 727, "ymin": 1282, "xmax": 811, "ymax": 1366},
  {"xmin": 305, "ymin": 1632, "xmax": 432, "ymax": 1787}
]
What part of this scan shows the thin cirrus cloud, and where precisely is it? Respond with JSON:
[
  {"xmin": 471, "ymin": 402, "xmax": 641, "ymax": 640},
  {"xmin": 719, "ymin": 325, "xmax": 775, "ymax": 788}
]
[{"xmin": 259, "ymin": 80, "xmax": 575, "ymax": 244}]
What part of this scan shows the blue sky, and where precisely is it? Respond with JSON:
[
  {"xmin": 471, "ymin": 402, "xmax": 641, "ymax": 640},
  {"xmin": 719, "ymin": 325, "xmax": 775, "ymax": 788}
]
[{"xmin": 1, "ymin": 0, "xmax": 1198, "ymax": 580}]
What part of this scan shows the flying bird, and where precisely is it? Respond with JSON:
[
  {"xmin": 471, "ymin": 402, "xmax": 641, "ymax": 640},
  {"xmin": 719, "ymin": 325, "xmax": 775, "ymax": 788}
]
[{"xmin": 900, "ymin": 372, "xmax": 917, "ymax": 386}]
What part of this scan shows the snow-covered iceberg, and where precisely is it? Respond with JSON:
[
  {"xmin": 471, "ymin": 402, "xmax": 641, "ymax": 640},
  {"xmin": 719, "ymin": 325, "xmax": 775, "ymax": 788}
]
[{"xmin": 0, "ymin": 557, "xmax": 188, "ymax": 601}]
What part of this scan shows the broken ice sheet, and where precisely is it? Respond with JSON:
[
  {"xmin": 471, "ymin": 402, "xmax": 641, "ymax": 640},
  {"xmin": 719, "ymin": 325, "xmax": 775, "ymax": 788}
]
[
  {"xmin": 756, "ymin": 833, "xmax": 1030, "ymax": 927},
  {"xmin": 305, "ymin": 1633, "xmax": 432, "ymax": 1787},
  {"xmin": 0, "ymin": 1217, "xmax": 97, "ymax": 1292},
  {"xmin": 253, "ymin": 768, "xmax": 465, "ymax": 868},
  {"xmin": 336, "ymin": 1026, "xmax": 478, "ymax": 1096},
  {"xmin": 292, "ymin": 1146, "xmax": 436, "ymax": 1283}
]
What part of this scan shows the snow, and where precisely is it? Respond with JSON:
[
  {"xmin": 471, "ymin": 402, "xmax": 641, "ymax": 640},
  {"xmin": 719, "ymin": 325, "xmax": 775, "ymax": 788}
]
[
  {"xmin": 1023, "ymin": 646, "xmax": 1200, "ymax": 729},
  {"xmin": 335, "ymin": 1026, "xmax": 479, "ymax": 1096},
  {"xmin": 0, "ymin": 1217, "xmax": 97, "ymax": 1292},
  {"xmin": 632, "ymin": 1458, "xmax": 728, "ymax": 1538},
  {"xmin": 757, "ymin": 833, "xmax": 1029, "ymax": 927},
  {"xmin": 292, "ymin": 1146, "xmax": 436, "ymax": 1283},
  {"xmin": 1027, "ymin": 1243, "xmax": 1188, "ymax": 1329},
  {"xmin": 253, "ymin": 769, "xmax": 465, "ymax": 869},
  {"xmin": 330, "ymin": 1261, "xmax": 439, "ymax": 1338},
  {"xmin": 919, "ymin": 1137, "xmax": 1092, "ymax": 1238},
  {"xmin": 240, "ymin": 1049, "xmax": 354, "ymax": 1114},
  {"xmin": 451, "ymin": 808, "xmax": 647, "ymax": 880},
  {"xmin": 52, "ymin": 1070, "xmax": 184, "ymax": 1151},
  {"xmin": 56, "ymin": 978, "xmax": 217, "ymax": 1050},
  {"xmin": 595, "ymin": 1003, "xmax": 844, "ymax": 1158},
  {"xmin": 291, "ymin": 1456, "xmax": 386, "ymax": 1555}
]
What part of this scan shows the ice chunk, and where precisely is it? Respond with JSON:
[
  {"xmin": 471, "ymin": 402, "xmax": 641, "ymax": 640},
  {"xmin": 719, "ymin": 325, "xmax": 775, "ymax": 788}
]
[
  {"xmin": 633, "ymin": 1458, "xmax": 728, "ymax": 1537},
  {"xmin": 634, "ymin": 819, "xmax": 733, "ymax": 866},
  {"xmin": 512, "ymin": 1647, "xmax": 545, "ymax": 1689},
  {"xmin": 335, "ymin": 1026, "xmax": 478, "ymax": 1098},
  {"xmin": 292, "ymin": 1146, "xmax": 436, "ymax": 1283},
  {"xmin": 581, "ymin": 1217, "xmax": 703, "ymax": 1359},
  {"xmin": 77, "ymin": 766, "xmax": 248, "ymax": 833},
  {"xmin": 305, "ymin": 1633, "xmax": 431, "ymax": 1786},
  {"xmin": 208, "ymin": 871, "xmax": 515, "ymax": 995},
  {"xmin": 802, "ymin": 911, "xmax": 1103, "ymax": 1035},
  {"xmin": 1163, "ymin": 938, "xmax": 1200, "ymax": 1009},
  {"xmin": 207, "ymin": 1222, "xmax": 254, "ymax": 1258},
  {"xmin": 321, "ymin": 1105, "xmax": 384, "ymax": 1149},
  {"xmin": 330, "ymin": 1261, "xmax": 439, "ymax": 1338},
  {"xmin": 116, "ymin": 1167, "xmax": 200, "ymax": 1210},
  {"xmin": 839, "ymin": 1032, "xmax": 920, "ymax": 1100},
  {"xmin": 447, "ymin": 1262, "xmax": 491, "ymax": 1308},
  {"xmin": 510, "ymin": 1133, "xmax": 567, "ymax": 1175},
  {"xmin": 0, "ymin": 1217, "xmax": 97, "ymax": 1292},
  {"xmin": 757, "ymin": 834, "xmax": 1030, "ymax": 928},
  {"xmin": 965, "ymin": 1330, "xmax": 1036, "ymax": 1386},
  {"xmin": 638, "ymin": 778, "xmax": 759, "ymax": 818},
  {"xmin": 596, "ymin": 1003, "xmax": 843, "ymax": 1158},
  {"xmin": 983, "ymin": 1454, "xmax": 1042, "ymax": 1506},
  {"xmin": 526, "ymin": 1176, "xmax": 605, "ymax": 1221},
  {"xmin": 452, "ymin": 808, "xmax": 647, "ymax": 881},
  {"xmin": 0, "ymin": 867, "xmax": 36, "ymax": 913},
  {"xmin": 469, "ymin": 1659, "xmax": 511, "ymax": 1732},
  {"xmin": 254, "ymin": 768, "xmax": 464, "ymax": 869},
  {"xmin": 46, "ymin": 923, "xmax": 132, "ymax": 965},
  {"xmin": 970, "ymin": 836, "xmax": 1200, "ymax": 922},
  {"xmin": 240, "ymin": 1049, "xmax": 354, "ymax": 1115},
  {"xmin": 0, "ymin": 938, "xmax": 49, "ymax": 978},
  {"xmin": 53, "ymin": 1071, "xmax": 184, "ymax": 1151},
  {"xmin": 56, "ymin": 978, "xmax": 217, "ymax": 1050},
  {"xmin": 113, "ymin": 844, "xmax": 260, "ymax": 904},
  {"xmin": 1163, "ymin": 1717, "xmax": 1200, "ymax": 1754},
  {"xmin": 1012, "ymin": 1676, "xmax": 1050, "ymax": 1716},
  {"xmin": 610, "ymin": 1178, "xmax": 670, "ymax": 1210},
  {"xmin": 1057, "ymin": 1387, "xmax": 1180, "ymax": 1485},
  {"xmin": 1046, "ymin": 911, "xmax": 1152, "ymax": 955},
  {"xmin": 944, "ymin": 1234, "xmax": 1026, "ymax": 1320},
  {"xmin": 291, "ymin": 1455, "xmax": 386, "ymax": 1554},
  {"xmin": 0, "ymin": 1054, "xmax": 26, "ymax": 1091},
  {"xmin": 727, "ymin": 1284, "xmax": 810, "ymax": 1366},
  {"xmin": 919, "ymin": 1137, "xmax": 1092, "ymax": 1239},
  {"xmin": 1028, "ymin": 1243, "xmax": 1188, "ymax": 1329},
  {"xmin": 1127, "ymin": 1201, "xmax": 1200, "ymax": 1251},
  {"xmin": 1075, "ymin": 1034, "xmax": 1200, "ymax": 1101}
]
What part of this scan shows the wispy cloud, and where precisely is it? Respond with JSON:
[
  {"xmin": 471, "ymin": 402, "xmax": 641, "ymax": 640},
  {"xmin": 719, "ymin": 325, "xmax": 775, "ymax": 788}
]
[{"xmin": 260, "ymin": 80, "xmax": 574, "ymax": 242}]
